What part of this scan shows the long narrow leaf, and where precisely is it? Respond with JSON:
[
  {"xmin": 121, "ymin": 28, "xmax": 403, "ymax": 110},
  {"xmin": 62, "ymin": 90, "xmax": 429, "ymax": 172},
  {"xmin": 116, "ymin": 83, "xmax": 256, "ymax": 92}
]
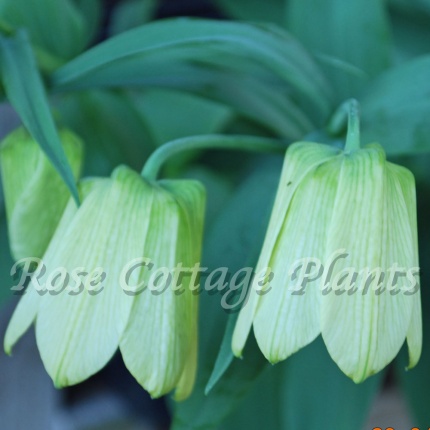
[
  {"xmin": 52, "ymin": 19, "xmax": 333, "ymax": 132},
  {"xmin": 0, "ymin": 30, "xmax": 79, "ymax": 202},
  {"xmin": 205, "ymin": 313, "xmax": 237, "ymax": 395},
  {"xmin": 58, "ymin": 58, "xmax": 314, "ymax": 137}
]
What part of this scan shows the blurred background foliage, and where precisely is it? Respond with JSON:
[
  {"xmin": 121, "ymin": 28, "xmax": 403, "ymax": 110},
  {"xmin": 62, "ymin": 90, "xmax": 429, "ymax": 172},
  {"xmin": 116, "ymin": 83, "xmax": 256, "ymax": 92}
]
[{"xmin": 1, "ymin": 0, "xmax": 430, "ymax": 429}]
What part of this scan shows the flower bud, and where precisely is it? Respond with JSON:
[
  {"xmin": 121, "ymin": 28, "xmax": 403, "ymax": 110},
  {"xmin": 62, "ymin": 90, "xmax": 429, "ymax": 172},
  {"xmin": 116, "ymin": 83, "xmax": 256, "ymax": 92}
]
[{"xmin": 0, "ymin": 127, "xmax": 83, "ymax": 260}]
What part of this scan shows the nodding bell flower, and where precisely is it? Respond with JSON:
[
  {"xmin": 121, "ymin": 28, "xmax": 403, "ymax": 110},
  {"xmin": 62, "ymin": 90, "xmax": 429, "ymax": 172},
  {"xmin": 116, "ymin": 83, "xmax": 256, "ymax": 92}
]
[
  {"xmin": 232, "ymin": 103, "xmax": 422, "ymax": 382},
  {"xmin": 4, "ymin": 165, "xmax": 205, "ymax": 400},
  {"xmin": 0, "ymin": 127, "xmax": 83, "ymax": 260}
]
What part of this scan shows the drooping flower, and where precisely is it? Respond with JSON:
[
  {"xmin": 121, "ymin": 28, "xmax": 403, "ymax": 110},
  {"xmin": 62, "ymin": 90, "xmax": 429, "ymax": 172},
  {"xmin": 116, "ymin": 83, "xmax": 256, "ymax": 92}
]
[
  {"xmin": 0, "ymin": 127, "xmax": 83, "ymax": 260},
  {"xmin": 4, "ymin": 165, "xmax": 205, "ymax": 400},
  {"xmin": 232, "ymin": 115, "xmax": 421, "ymax": 382}
]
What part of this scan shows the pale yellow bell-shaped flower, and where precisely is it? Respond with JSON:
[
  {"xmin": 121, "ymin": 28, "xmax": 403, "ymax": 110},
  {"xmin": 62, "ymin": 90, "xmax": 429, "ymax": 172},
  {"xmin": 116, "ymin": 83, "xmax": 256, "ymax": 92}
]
[
  {"xmin": 232, "ymin": 114, "xmax": 421, "ymax": 382},
  {"xmin": 0, "ymin": 127, "xmax": 83, "ymax": 260},
  {"xmin": 4, "ymin": 165, "xmax": 205, "ymax": 400}
]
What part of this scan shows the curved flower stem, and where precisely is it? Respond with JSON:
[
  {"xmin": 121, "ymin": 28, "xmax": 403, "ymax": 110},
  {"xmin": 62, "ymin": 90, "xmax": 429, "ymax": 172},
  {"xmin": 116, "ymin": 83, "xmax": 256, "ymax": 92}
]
[
  {"xmin": 141, "ymin": 134, "xmax": 286, "ymax": 181},
  {"xmin": 344, "ymin": 99, "xmax": 361, "ymax": 153}
]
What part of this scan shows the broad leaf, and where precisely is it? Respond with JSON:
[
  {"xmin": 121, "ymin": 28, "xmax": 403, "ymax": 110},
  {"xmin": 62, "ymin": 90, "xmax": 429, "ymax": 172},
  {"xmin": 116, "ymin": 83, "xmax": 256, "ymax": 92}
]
[
  {"xmin": 109, "ymin": 0, "xmax": 159, "ymax": 36},
  {"xmin": 73, "ymin": 0, "xmax": 102, "ymax": 48},
  {"xmin": 388, "ymin": 0, "xmax": 430, "ymax": 62},
  {"xmin": 214, "ymin": 0, "xmax": 285, "ymax": 26},
  {"xmin": 171, "ymin": 156, "xmax": 283, "ymax": 429},
  {"xmin": 0, "ymin": 208, "xmax": 14, "ymax": 307},
  {"xmin": 360, "ymin": 55, "xmax": 430, "ymax": 155},
  {"xmin": 130, "ymin": 89, "xmax": 232, "ymax": 148},
  {"xmin": 56, "ymin": 90, "xmax": 155, "ymax": 176},
  {"xmin": 280, "ymin": 337, "xmax": 383, "ymax": 430},
  {"xmin": 286, "ymin": 0, "xmax": 392, "ymax": 101},
  {"xmin": 394, "ymin": 188, "xmax": 430, "ymax": 428},
  {"xmin": 220, "ymin": 366, "xmax": 282, "ymax": 430},
  {"xmin": 221, "ymin": 337, "xmax": 382, "ymax": 430},
  {"xmin": 0, "ymin": 0, "xmax": 88, "ymax": 60}
]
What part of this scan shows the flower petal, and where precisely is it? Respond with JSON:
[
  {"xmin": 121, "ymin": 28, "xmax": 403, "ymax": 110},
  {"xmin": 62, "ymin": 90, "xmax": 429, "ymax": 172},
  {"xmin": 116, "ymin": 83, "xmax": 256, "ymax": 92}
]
[
  {"xmin": 164, "ymin": 180, "xmax": 205, "ymax": 401},
  {"xmin": 253, "ymin": 156, "xmax": 341, "ymax": 362},
  {"xmin": 232, "ymin": 142, "xmax": 340, "ymax": 357},
  {"xmin": 4, "ymin": 188, "xmax": 82, "ymax": 354},
  {"xmin": 388, "ymin": 163, "xmax": 421, "ymax": 368},
  {"xmin": 0, "ymin": 128, "xmax": 83, "ymax": 260},
  {"xmin": 322, "ymin": 145, "xmax": 415, "ymax": 382},
  {"xmin": 4, "ymin": 285, "xmax": 40, "ymax": 355},
  {"xmin": 120, "ymin": 180, "xmax": 205, "ymax": 399},
  {"xmin": 35, "ymin": 168, "xmax": 150, "ymax": 387}
]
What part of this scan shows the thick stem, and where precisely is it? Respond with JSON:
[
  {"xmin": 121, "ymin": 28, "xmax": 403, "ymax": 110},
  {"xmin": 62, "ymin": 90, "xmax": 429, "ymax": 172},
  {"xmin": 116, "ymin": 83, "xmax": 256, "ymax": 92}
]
[{"xmin": 141, "ymin": 134, "xmax": 285, "ymax": 181}]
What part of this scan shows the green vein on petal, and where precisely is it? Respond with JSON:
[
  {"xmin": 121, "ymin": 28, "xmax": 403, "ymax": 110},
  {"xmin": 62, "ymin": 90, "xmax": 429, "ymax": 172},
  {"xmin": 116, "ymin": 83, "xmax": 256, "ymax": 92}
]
[
  {"xmin": 387, "ymin": 163, "xmax": 422, "ymax": 368},
  {"xmin": 362, "ymin": 160, "xmax": 416, "ymax": 376},
  {"xmin": 232, "ymin": 141, "xmax": 340, "ymax": 357},
  {"xmin": 253, "ymin": 156, "xmax": 341, "ymax": 363},
  {"xmin": 322, "ymin": 144, "xmax": 386, "ymax": 382},
  {"xmin": 35, "ymin": 167, "xmax": 146, "ymax": 386},
  {"xmin": 160, "ymin": 179, "xmax": 205, "ymax": 400},
  {"xmin": 4, "ymin": 285, "xmax": 40, "ymax": 355},
  {"xmin": 3, "ymin": 184, "xmax": 85, "ymax": 354},
  {"xmin": 0, "ymin": 128, "xmax": 83, "ymax": 260},
  {"xmin": 120, "ymin": 187, "xmax": 184, "ymax": 397}
]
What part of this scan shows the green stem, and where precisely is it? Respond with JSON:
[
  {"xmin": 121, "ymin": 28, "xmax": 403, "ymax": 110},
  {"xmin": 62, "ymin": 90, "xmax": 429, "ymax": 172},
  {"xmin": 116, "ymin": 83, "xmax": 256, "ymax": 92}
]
[
  {"xmin": 141, "ymin": 134, "xmax": 285, "ymax": 181},
  {"xmin": 344, "ymin": 99, "xmax": 361, "ymax": 152}
]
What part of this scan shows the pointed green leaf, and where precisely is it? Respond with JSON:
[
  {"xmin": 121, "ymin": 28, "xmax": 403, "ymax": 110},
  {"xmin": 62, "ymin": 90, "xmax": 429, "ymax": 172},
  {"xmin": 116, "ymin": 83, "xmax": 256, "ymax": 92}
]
[
  {"xmin": 0, "ymin": 30, "xmax": 80, "ymax": 202},
  {"xmin": 205, "ymin": 313, "xmax": 237, "ymax": 395}
]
